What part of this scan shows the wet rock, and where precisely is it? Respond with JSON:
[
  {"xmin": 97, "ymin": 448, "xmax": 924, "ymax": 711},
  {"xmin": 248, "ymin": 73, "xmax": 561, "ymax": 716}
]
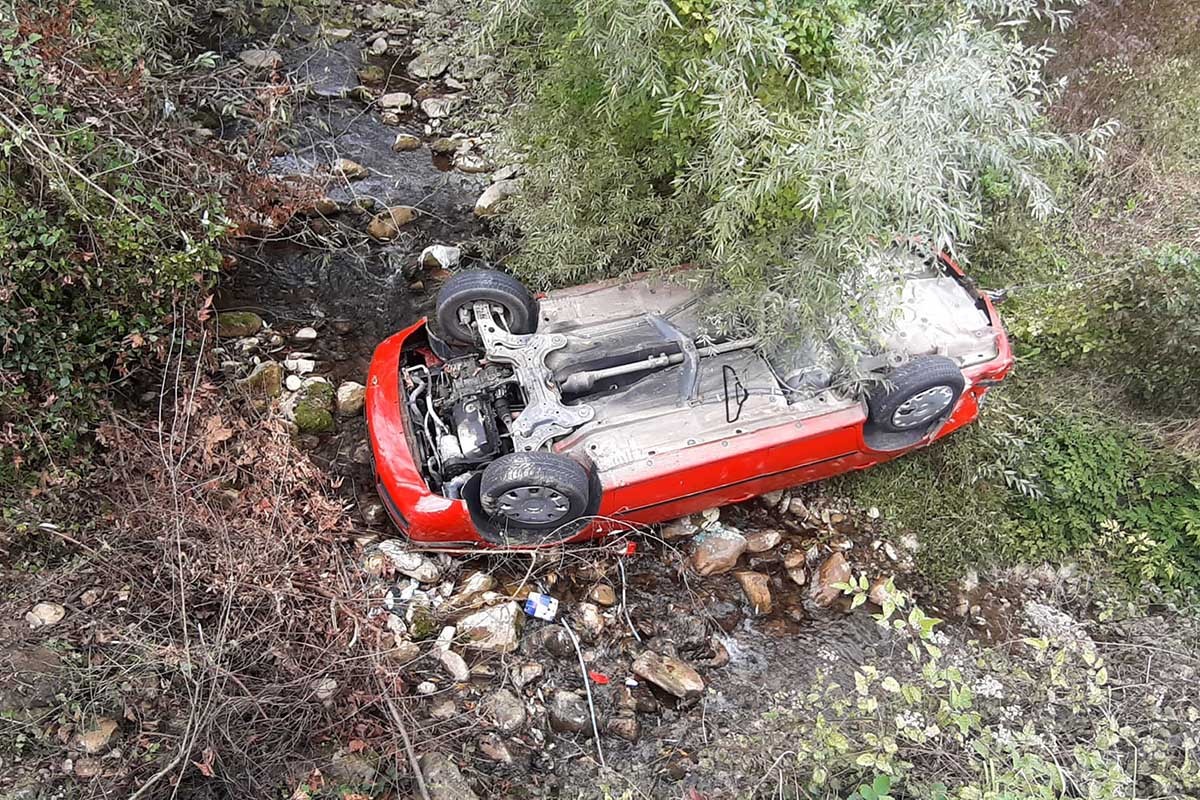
[
  {"xmin": 335, "ymin": 381, "xmax": 366, "ymax": 416},
  {"xmin": 743, "ymin": 529, "xmax": 783, "ymax": 553},
  {"xmin": 239, "ymin": 48, "xmax": 282, "ymax": 70},
  {"xmin": 632, "ymin": 652, "xmax": 704, "ymax": 699},
  {"xmin": 25, "ymin": 602, "xmax": 66, "ymax": 629},
  {"xmin": 661, "ymin": 515, "xmax": 699, "ymax": 540},
  {"xmin": 357, "ymin": 65, "xmax": 386, "ymax": 84},
  {"xmin": 734, "ymin": 571, "xmax": 772, "ymax": 615},
  {"xmin": 437, "ymin": 649, "xmax": 470, "ymax": 682},
  {"xmin": 418, "ymin": 753, "xmax": 479, "ymax": 800},
  {"xmin": 367, "ymin": 206, "xmax": 419, "ymax": 240},
  {"xmin": 378, "ymin": 91, "xmax": 412, "ymax": 110},
  {"xmin": 420, "ymin": 244, "xmax": 461, "ymax": 270},
  {"xmin": 811, "ymin": 551, "xmax": 851, "ymax": 607},
  {"xmin": 73, "ymin": 718, "xmax": 118, "ymax": 754},
  {"xmin": 239, "ymin": 361, "xmax": 283, "ymax": 397},
  {"xmin": 286, "ymin": 379, "xmax": 335, "ymax": 434},
  {"xmin": 689, "ymin": 528, "xmax": 747, "ymax": 576},
  {"xmin": 606, "ymin": 715, "xmax": 640, "ymax": 742},
  {"xmin": 511, "ymin": 661, "xmax": 543, "ymax": 689},
  {"xmin": 378, "ymin": 542, "xmax": 443, "ymax": 583},
  {"xmin": 430, "ymin": 136, "xmax": 461, "ymax": 155},
  {"xmin": 454, "ymin": 151, "xmax": 491, "ymax": 173},
  {"xmin": 392, "ymin": 133, "xmax": 422, "ymax": 152},
  {"xmin": 588, "ymin": 583, "xmax": 617, "ymax": 607},
  {"xmin": 408, "ymin": 48, "xmax": 452, "ymax": 79},
  {"xmin": 331, "ymin": 158, "xmax": 369, "ymax": 180},
  {"xmin": 784, "ymin": 550, "xmax": 807, "ymax": 586},
  {"xmin": 421, "ymin": 95, "xmax": 462, "ymax": 119},
  {"xmin": 216, "ymin": 311, "xmax": 263, "ymax": 338},
  {"xmin": 548, "ymin": 690, "xmax": 590, "ymax": 735},
  {"xmin": 458, "ymin": 602, "xmax": 522, "ymax": 653},
  {"xmin": 485, "ymin": 688, "xmax": 526, "ymax": 733}
]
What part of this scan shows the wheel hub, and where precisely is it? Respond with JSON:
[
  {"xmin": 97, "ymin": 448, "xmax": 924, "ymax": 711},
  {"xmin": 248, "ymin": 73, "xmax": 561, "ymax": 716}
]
[
  {"xmin": 496, "ymin": 485, "xmax": 571, "ymax": 525},
  {"xmin": 891, "ymin": 385, "xmax": 955, "ymax": 429}
]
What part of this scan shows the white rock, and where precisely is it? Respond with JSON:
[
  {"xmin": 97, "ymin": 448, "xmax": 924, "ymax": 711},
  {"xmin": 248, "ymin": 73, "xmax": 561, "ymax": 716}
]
[
  {"xmin": 294, "ymin": 326, "xmax": 318, "ymax": 342},
  {"xmin": 370, "ymin": 36, "xmax": 388, "ymax": 56},
  {"xmin": 324, "ymin": 27, "xmax": 354, "ymax": 41},
  {"xmin": 336, "ymin": 381, "xmax": 366, "ymax": 416},
  {"xmin": 407, "ymin": 48, "xmax": 452, "ymax": 79},
  {"xmin": 239, "ymin": 49, "xmax": 282, "ymax": 70},
  {"xmin": 457, "ymin": 602, "xmax": 523, "ymax": 653},
  {"xmin": 285, "ymin": 374, "xmax": 303, "ymax": 392},
  {"xmin": 378, "ymin": 541, "xmax": 443, "ymax": 583},
  {"xmin": 26, "ymin": 602, "xmax": 66, "ymax": 628},
  {"xmin": 420, "ymin": 95, "xmax": 461, "ymax": 119},
  {"xmin": 378, "ymin": 92, "xmax": 412, "ymax": 110},
  {"xmin": 473, "ymin": 179, "xmax": 519, "ymax": 217},
  {"xmin": 313, "ymin": 677, "xmax": 338, "ymax": 703},
  {"xmin": 437, "ymin": 649, "xmax": 470, "ymax": 682},
  {"xmin": 283, "ymin": 357, "xmax": 316, "ymax": 375},
  {"xmin": 419, "ymin": 244, "xmax": 461, "ymax": 270},
  {"xmin": 491, "ymin": 164, "xmax": 520, "ymax": 183},
  {"xmin": 417, "ymin": 681, "xmax": 438, "ymax": 695}
]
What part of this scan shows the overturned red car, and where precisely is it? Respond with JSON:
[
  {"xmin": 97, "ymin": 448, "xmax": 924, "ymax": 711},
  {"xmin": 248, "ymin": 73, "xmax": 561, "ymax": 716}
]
[{"xmin": 366, "ymin": 250, "xmax": 1011, "ymax": 548}]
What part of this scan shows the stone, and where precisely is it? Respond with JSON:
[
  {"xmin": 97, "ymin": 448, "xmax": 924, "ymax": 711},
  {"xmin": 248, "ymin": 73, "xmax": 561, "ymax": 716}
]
[
  {"xmin": 632, "ymin": 652, "xmax": 704, "ymax": 700},
  {"xmin": 348, "ymin": 85, "xmax": 376, "ymax": 104},
  {"xmin": 357, "ymin": 65, "xmax": 386, "ymax": 83},
  {"xmin": 588, "ymin": 583, "xmax": 617, "ymax": 607},
  {"xmin": 479, "ymin": 734, "xmax": 513, "ymax": 763},
  {"xmin": 689, "ymin": 528, "xmax": 747, "ymax": 576},
  {"xmin": 661, "ymin": 516, "xmax": 699, "ymax": 540},
  {"xmin": 868, "ymin": 576, "xmax": 894, "ymax": 607},
  {"xmin": 420, "ymin": 244, "xmax": 461, "ymax": 270},
  {"xmin": 392, "ymin": 133, "xmax": 422, "ymax": 152},
  {"xmin": 760, "ymin": 489, "xmax": 785, "ymax": 507},
  {"xmin": 367, "ymin": 206, "xmax": 419, "ymax": 240},
  {"xmin": 386, "ymin": 638, "xmax": 419, "ymax": 664},
  {"xmin": 430, "ymin": 137, "xmax": 461, "ymax": 155},
  {"xmin": 453, "ymin": 151, "xmax": 491, "ymax": 173},
  {"xmin": 377, "ymin": 542, "xmax": 443, "ymax": 583},
  {"xmin": 734, "ymin": 571, "xmax": 772, "ymax": 615},
  {"xmin": 323, "ymin": 27, "xmax": 354, "ymax": 41},
  {"xmin": 408, "ymin": 48, "xmax": 452, "ymax": 79},
  {"xmin": 286, "ymin": 380, "xmax": 335, "ymax": 434},
  {"xmin": 575, "ymin": 602, "xmax": 605, "ymax": 639},
  {"xmin": 535, "ymin": 626, "xmax": 574, "ymax": 659},
  {"xmin": 369, "ymin": 35, "xmax": 388, "ymax": 56},
  {"xmin": 606, "ymin": 715, "xmax": 640, "ymax": 742},
  {"xmin": 330, "ymin": 158, "xmax": 369, "ymax": 180},
  {"xmin": 511, "ymin": 661, "xmax": 543, "ymax": 689},
  {"xmin": 437, "ymin": 649, "xmax": 470, "ymax": 682},
  {"xmin": 335, "ymin": 381, "xmax": 366, "ymax": 416},
  {"xmin": 380, "ymin": 111, "xmax": 402, "ymax": 126},
  {"xmin": 25, "ymin": 602, "xmax": 65, "ymax": 629},
  {"xmin": 548, "ymin": 690, "xmax": 589, "ymax": 735},
  {"xmin": 74, "ymin": 718, "xmax": 118, "ymax": 754},
  {"xmin": 474, "ymin": 179, "xmax": 519, "ymax": 217},
  {"xmin": 416, "ymin": 681, "xmax": 437, "ymax": 695},
  {"xmin": 430, "ymin": 698, "xmax": 457, "ymax": 720},
  {"xmin": 73, "ymin": 757, "xmax": 102, "ymax": 778},
  {"xmin": 743, "ymin": 529, "xmax": 783, "ymax": 553},
  {"xmin": 418, "ymin": 753, "xmax": 479, "ymax": 800},
  {"xmin": 313, "ymin": 677, "xmax": 338, "ymax": 703},
  {"xmin": 216, "ymin": 311, "xmax": 263, "ymax": 338},
  {"xmin": 283, "ymin": 357, "xmax": 315, "ymax": 375},
  {"xmin": 491, "ymin": 164, "xmax": 520, "ymax": 183},
  {"xmin": 446, "ymin": 571, "xmax": 496, "ymax": 610},
  {"xmin": 485, "ymin": 688, "xmax": 526, "ymax": 733},
  {"xmin": 457, "ymin": 602, "xmax": 522, "ymax": 653},
  {"xmin": 421, "ymin": 95, "xmax": 462, "ymax": 119},
  {"xmin": 285, "ymin": 374, "xmax": 303, "ymax": 392},
  {"xmin": 239, "ymin": 48, "xmax": 282, "ymax": 70},
  {"xmin": 378, "ymin": 92, "xmax": 412, "ymax": 110},
  {"xmin": 811, "ymin": 552, "xmax": 851, "ymax": 607},
  {"xmin": 294, "ymin": 326, "xmax": 318, "ymax": 343},
  {"xmin": 787, "ymin": 497, "xmax": 811, "ymax": 518},
  {"xmin": 238, "ymin": 361, "xmax": 283, "ymax": 398},
  {"xmin": 784, "ymin": 550, "xmax": 807, "ymax": 586}
]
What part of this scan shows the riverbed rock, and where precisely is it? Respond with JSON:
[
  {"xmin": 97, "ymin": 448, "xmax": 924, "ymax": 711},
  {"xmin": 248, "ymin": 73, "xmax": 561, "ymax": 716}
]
[
  {"xmin": 437, "ymin": 649, "xmax": 470, "ymax": 682},
  {"xmin": 453, "ymin": 151, "xmax": 491, "ymax": 173},
  {"xmin": 73, "ymin": 718, "xmax": 118, "ymax": 754},
  {"xmin": 869, "ymin": 576, "xmax": 894, "ymax": 607},
  {"xmin": 378, "ymin": 91, "xmax": 412, "ymax": 110},
  {"xmin": 661, "ymin": 515, "xmax": 699, "ymax": 540},
  {"xmin": 408, "ymin": 48, "xmax": 452, "ymax": 79},
  {"xmin": 588, "ymin": 583, "xmax": 617, "ymax": 607},
  {"xmin": 331, "ymin": 158, "xmax": 369, "ymax": 180},
  {"xmin": 421, "ymin": 95, "xmax": 462, "ymax": 119},
  {"xmin": 367, "ymin": 206, "xmax": 419, "ymax": 240},
  {"xmin": 632, "ymin": 652, "xmax": 704, "ymax": 699},
  {"xmin": 784, "ymin": 550, "xmax": 807, "ymax": 586},
  {"xmin": 743, "ymin": 529, "xmax": 783, "ymax": 553},
  {"xmin": 511, "ymin": 661, "xmax": 543, "ymax": 689},
  {"xmin": 239, "ymin": 361, "xmax": 283, "ymax": 398},
  {"xmin": 474, "ymin": 178, "xmax": 519, "ymax": 217},
  {"xmin": 485, "ymin": 688, "xmax": 526, "ymax": 733},
  {"xmin": 446, "ymin": 571, "xmax": 496, "ymax": 611},
  {"xmin": 377, "ymin": 542, "xmax": 443, "ymax": 583},
  {"xmin": 287, "ymin": 380, "xmax": 335, "ymax": 434},
  {"xmin": 323, "ymin": 26, "xmax": 354, "ymax": 41},
  {"xmin": 548, "ymin": 690, "xmax": 590, "ymax": 735},
  {"xmin": 293, "ymin": 326, "xmax": 318, "ymax": 343},
  {"xmin": 811, "ymin": 551, "xmax": 851, "ymax": 607},
  {"xmin": 418, "ymin": 753, "xmax": 479, "ymax": 800},
  {"xmin": 239, "ymin": 48, "xmax": 282, "ymax": 70},
  {"xmin": 430, "ymin": 136, "xmax": 461, "ymax": 155},
  {"xmin": 606, "ymin": 715, "xmax": 640, "ymax": 742},
  {"xmin": 26, "ymin": 602, "xmax": 66, "ymax": 629},
  {"xmin": 369, "ymin": 35, "xmax": 388, "ymax": 56},
  {"xmin": 335, "ymin": 381, "xmax": 366, "ymax": 416},
  {"xmin": 392, "ymin": 133, "xmax": 422, "ymax": 151},
  {"xmin": 734, "ymin": 571, "xmax": 772, "ymax": 615},
  {"xmin": 285, "ymin": 374, "xmax": 303, "ymax": 392},
  {"xmin": 420, "ymin": 244, "xmax": 461, "ymax": 270},
  {"xmin": 458, "ymin": 602, "xmax": 522, "ymax": 653},
  {"xmin": 216, "ymin": 311, "xmax": 263, "ymax": 338},
  {"xmin": 689, "ymin": 528, "xmax": 747, "ymax": 576},
  {"xmin": 575, "ymin": 602, "xmax": 605, "ymax": 639}
]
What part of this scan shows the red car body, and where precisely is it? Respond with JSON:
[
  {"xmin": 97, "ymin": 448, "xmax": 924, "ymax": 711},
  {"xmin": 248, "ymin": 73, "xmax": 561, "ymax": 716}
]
[{"xmin": 366, "ymin": 259, "xmax": 1012, "ymax": 548}]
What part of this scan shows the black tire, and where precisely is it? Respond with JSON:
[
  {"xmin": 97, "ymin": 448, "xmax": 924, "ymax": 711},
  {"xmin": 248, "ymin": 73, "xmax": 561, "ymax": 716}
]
[
  {"xmin": 480, "ymin": 452, "xmax": 592, "ymax": 531},
  {"xmin": 435, "ymin": 269, "xmax": 537, "ymax": 344},
  {"xmin": 867, "ymin": 355, "xmax": 965, "ymax": 434}
]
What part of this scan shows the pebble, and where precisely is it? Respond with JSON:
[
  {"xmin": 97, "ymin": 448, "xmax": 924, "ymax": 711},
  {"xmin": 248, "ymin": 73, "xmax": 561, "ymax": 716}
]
[
  {"xmin": 548, "ymin": 690, "xmax": 590, "ymax": 735},
  {"xmin": 294, "ymin": 326, "xmax": 318, "ymax": 342},
  {"xmin": 811, "ymin": 551, "xmax": 851, "ymax": 607},
  {"xmin": 734, "ymin": 571, "xmax": 772, "ymax": 615},
  {"xmin": 335, "ymin": 381, "xmax": 366, "ymax": 416},
  {"xmin": 485, "ymin": 688, "xmax": 526, "ymax": 733},
  {"xmin": 631, "ymin": 651, "xmax": 704, "ymax": 699},
  {"xmin": 587, "ymin": 583, "xmax": 617, "ymax": 606},
  {"xmin": 393, "ymin": 133, "xmax": 422, "ymax": 152},
  {"xmin": 25, "ymin": 602, "xmax": 66, "ymax": 629},
  {"xmin": 437, "ymin": 649, "xmax": 470, "ymax": 682},
  {"xmin": 689, "ymin": 528, "xmax": 747, "ymax": 576},
  {"xmin": 743, "ymin": 529, "xmax": 783, "ymax": 553},
  {"xmin": 285, "ymin": 374, "xmax": 303, "ymax": 392},
  {"xmin": 73, "ymin": 719, "xmax": 118, "ymax": 754}
]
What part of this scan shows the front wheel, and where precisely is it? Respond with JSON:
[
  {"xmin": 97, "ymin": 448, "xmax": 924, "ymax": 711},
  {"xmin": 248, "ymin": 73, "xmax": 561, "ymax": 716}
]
[
  {"xmin": 435, "ymin": 269, "xmax": 537, "ymax": 344},
  {"xmin": 479, "ymin": 452, "xmax": 592, "ymax": 532},
  {"xmin": 867, "ymin": 355, "xmax": 965, "ymax": 433}
]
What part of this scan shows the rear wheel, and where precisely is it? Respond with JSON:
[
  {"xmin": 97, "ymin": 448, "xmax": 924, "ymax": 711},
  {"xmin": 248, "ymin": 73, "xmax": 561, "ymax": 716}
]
[
  {"xmin": 480, "ymin": 452, "xmax": 592, "ymax": 531},
  {"xmin": 435, "ymin": 269, "xmax": 537, "ymax": 344},
  {"xmin": 867, "ymin": 355, "xmax": 965, "ymax": 433}
]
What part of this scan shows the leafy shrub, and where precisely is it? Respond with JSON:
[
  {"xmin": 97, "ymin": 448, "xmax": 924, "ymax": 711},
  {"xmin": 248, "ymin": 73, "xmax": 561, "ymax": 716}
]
[{"xmin": 483, "ymin": 0, "xmax": 1112, "ymax": 344}]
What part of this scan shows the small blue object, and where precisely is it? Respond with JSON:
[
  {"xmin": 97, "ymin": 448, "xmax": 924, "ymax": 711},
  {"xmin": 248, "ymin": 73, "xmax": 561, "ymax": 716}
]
[{"xmin": 524, "ymin": 592, "xmax": 559, "ymax": 621}]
